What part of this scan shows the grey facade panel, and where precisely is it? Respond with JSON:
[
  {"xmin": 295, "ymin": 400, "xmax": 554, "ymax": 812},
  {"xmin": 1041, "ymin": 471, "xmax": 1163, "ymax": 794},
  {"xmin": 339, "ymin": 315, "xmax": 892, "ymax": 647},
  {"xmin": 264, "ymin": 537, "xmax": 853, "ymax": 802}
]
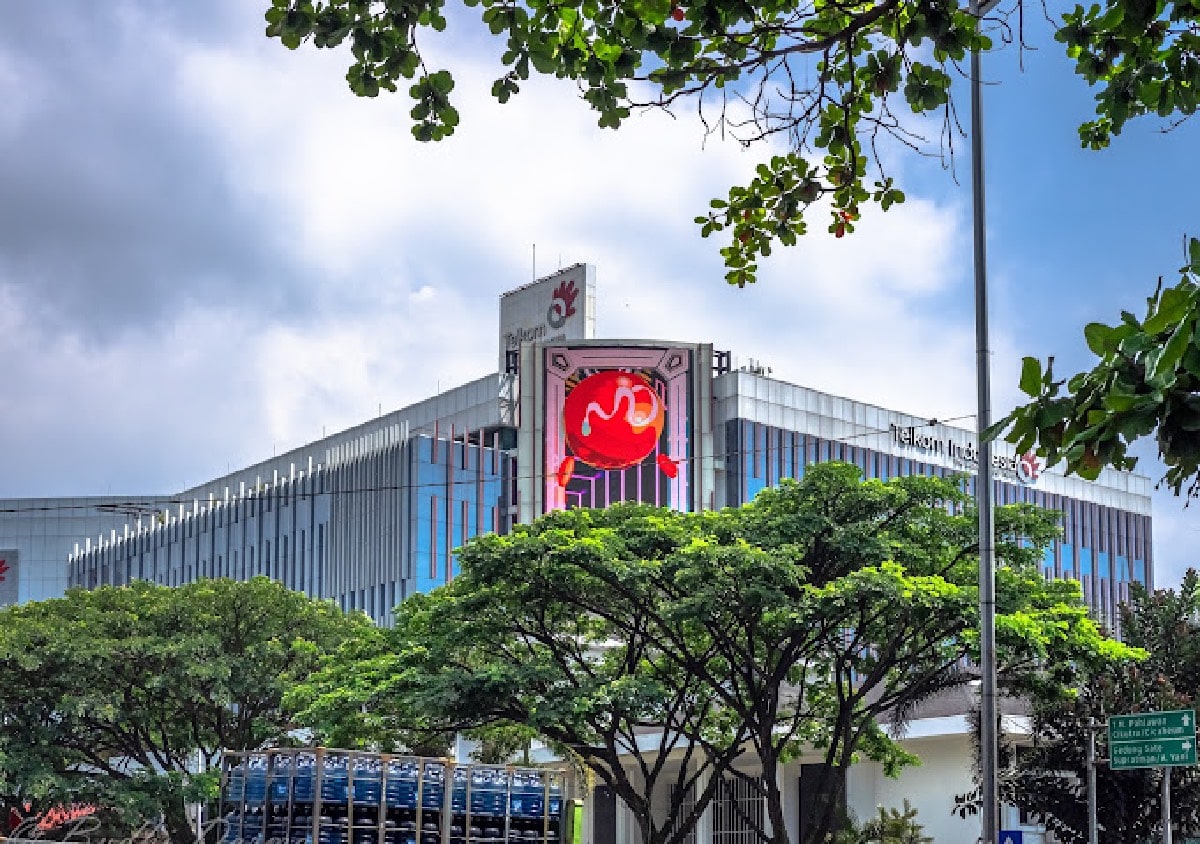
[{"xmin": 68, "ymin": 433, "xmax": 512, "ymax": 626}]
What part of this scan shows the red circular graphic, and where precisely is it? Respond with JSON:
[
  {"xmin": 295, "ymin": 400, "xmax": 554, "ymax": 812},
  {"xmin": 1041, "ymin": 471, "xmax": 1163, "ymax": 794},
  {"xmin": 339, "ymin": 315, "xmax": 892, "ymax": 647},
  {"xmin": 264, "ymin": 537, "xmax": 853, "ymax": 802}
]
[{"xmin": 563, "ymin": 371, "xmax": 665, "ymax": 470}]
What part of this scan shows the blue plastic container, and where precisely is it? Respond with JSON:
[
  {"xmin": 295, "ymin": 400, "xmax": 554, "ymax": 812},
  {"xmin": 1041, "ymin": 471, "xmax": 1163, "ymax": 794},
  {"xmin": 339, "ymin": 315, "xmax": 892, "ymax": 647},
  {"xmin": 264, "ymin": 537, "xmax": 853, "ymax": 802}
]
[
  {"xmin": 419, "ymin": 764, "xmax": 445, "ymax": 811},
  {"xmin": 385, "ymin": 762, "xmax": 418, "ymax": 809},
  {"xmin": 245, "ymin": 758, "xmax": 269, "ymax": 807},
  {"xmin": 353, "ymin": 758, "xmax": 383, "ymax": 805},
  {"xmin": 322, "ymin": 757, "xmax": 350, "ymax": 803},
  {"xmin": 509, "ymin": 772, "xmax": 541, "ymax": 819},
  {"xmin": 294, "ymin": 755, "xmax": 316, "ymax": 802},
  {"xmin": 469, "ymin": 769, "xmax": 506, "ymax": 817},
  {"xmin": 270, "ymin": 757, "xmax": 293, "ymax": 805}
]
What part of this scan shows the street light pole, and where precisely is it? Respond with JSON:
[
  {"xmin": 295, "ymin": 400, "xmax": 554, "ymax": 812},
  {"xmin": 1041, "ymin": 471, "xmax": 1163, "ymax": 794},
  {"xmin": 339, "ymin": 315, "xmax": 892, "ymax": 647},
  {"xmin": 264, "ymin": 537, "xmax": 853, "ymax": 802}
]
[{"xmin": 968, "ymin": 0, "xmax": 1001, "ymax": 841}]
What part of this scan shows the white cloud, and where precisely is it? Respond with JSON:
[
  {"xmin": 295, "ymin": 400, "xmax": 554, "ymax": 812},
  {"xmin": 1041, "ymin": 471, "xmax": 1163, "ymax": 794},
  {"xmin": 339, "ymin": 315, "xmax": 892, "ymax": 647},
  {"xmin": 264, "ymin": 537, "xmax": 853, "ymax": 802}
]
[
  {"xmin": 16, "ymin": 0, "xmax": 1189, "ymax": 593},
  {"xmin": 170, "ymin": 8, "xmax": 979, "ymax": 429}
]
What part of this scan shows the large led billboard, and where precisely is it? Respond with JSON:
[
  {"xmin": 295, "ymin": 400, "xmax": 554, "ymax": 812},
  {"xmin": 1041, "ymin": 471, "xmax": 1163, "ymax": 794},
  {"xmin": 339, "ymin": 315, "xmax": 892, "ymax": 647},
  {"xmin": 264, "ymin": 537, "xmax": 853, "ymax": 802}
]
[{"xmin": 541, "ymin": 345, "xmax": 695, "ymax": 511}]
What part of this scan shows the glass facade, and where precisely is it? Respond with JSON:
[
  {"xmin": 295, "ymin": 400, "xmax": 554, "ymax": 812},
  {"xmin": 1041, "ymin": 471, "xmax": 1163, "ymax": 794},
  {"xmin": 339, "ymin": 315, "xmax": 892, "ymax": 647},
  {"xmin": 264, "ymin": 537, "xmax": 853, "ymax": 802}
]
[
  {"xmin": 720, "ymin": 416, "xmax": 1151, "ymax": 631},
  {"xmin": 42, "ymin": 358, "xmax": 1157, "ymax": 639},
  {"xmin": 0, "ymin": 497, "xmax": 172, "ymax": 604},
  {"xmin": 69, "ymin": 434, "xmax": 513, "ymax": 626}
]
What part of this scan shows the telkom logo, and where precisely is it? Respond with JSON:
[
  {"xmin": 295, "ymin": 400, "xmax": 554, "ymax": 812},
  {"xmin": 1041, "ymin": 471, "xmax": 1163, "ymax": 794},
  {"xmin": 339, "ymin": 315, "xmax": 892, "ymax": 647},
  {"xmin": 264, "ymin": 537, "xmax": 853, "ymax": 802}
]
[{"xmin": 547, "ymin": 279, "xmax": 579, "ymax": 329}]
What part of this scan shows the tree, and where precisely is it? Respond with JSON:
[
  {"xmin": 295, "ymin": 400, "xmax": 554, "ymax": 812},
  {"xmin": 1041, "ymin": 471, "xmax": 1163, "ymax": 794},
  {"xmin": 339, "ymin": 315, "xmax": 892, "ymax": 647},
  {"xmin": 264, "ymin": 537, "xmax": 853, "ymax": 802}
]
[
  {"xmin": 0, "ymin": 577, "xmax": 372, "ymax": 844},
  {"xmin": 292, "ymin": 463, "xmax": 1128, "ymax": 844},
  {"xmin": 294, "ymin": 531, "xmax": 751, "ymax": 844},
  {"xmin": 988, "ymin": 569, "xmax": 1200, "ymax": 843},
  {"xmin": 829, "ymin": 800, "xmax": 933, "ymax": 844},
  {"xmin": 989, "ymin": 239, "xmax": 1200, "ymax": 496},
  {"xmin": 262, "ymin": 0, "xmax": 1195, "ymax": 285}
]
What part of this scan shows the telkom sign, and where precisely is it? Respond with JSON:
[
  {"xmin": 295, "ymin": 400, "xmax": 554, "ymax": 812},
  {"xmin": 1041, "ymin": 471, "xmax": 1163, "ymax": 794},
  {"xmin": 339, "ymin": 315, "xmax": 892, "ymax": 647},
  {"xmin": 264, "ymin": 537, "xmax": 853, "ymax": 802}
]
[
  {"xmin": 888, "ymin": 423, "xmax": 1042, "ymax": 486},
  {"xmin": 499, "ymin": 265, "xmax": 596, "ymax": 370}
]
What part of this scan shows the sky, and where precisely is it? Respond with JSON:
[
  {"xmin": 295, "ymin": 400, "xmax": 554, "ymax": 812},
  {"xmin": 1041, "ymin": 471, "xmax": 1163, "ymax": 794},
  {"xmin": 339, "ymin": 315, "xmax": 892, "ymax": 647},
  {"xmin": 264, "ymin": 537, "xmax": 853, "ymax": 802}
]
[{"xmin": 1, "ymin": 1, "xmax": 1198, "ymax": 586}]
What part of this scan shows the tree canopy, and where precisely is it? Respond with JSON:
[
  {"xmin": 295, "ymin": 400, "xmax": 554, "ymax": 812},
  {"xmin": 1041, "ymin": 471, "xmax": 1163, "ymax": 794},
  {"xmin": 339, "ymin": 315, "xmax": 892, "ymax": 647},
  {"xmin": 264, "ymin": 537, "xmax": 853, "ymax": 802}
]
[
  {"xmin": 994, "ymin": 569, "xmax": 1200, "ymax": 842},
  {"xmin": 263, "ymin": 0, "xmax": 1196, "ymax": 285},
  {"xmin": 292, "ymin": 463, "xmax": 1132, "ymax": 844},
  {"xmin": 0, "ymin": 577, "xmax": 371, "ymax": 844},
  {"xmin": 988, "ymin": 239, "xmax": 1200, "ymax": 496}
]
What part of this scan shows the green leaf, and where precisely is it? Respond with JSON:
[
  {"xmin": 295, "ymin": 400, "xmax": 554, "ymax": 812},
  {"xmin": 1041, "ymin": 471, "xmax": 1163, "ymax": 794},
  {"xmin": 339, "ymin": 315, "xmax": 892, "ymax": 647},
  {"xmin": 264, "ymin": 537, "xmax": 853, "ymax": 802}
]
[
  {"xmin": 1083, "ymin": 322, "xmax": 1115, "ymax": 355},
  {"xmin": 1144, "ymin": 285, "xmax": 1192, "ymax": 335},
  {"xmin": 1019, "ymin": 357, "xmax": 1043, "ymax": 397}
]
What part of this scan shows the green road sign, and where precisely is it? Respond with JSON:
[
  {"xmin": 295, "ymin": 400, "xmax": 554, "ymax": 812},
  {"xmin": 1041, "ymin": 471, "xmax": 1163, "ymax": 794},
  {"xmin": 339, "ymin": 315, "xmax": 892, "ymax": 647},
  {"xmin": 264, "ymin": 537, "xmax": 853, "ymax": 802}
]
[{"xmin": 1108, "ymin": 709, "xmax": 1197, "ymax": 770}]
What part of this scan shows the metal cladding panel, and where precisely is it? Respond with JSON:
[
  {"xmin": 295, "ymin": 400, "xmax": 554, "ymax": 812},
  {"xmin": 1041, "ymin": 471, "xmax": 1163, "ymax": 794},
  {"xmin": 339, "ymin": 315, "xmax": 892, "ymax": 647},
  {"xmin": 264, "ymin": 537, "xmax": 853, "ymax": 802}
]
[{"xmin": 499, "ymin": 265, "xmax": 596, "ymax": 371}]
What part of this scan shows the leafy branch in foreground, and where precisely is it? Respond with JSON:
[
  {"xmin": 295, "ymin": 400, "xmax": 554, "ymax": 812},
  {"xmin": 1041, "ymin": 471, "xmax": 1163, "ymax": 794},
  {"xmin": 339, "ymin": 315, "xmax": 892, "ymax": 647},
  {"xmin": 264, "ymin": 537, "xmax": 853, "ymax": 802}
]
[
  {"xmin": 264, "ymin": 0, "xmax": 1195, "ymax": 285},
  {"xmin": 988, "ymin": 238, "xmax": 1200, "ymax": 495}
]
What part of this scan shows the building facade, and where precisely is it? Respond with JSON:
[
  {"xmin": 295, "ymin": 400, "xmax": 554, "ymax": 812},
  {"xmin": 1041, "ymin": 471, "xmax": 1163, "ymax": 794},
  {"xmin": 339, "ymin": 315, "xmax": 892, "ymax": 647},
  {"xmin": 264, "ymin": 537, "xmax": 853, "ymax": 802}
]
[
  {"xmin": 0, "ymin": 262, "xmax": 1145, "ymax": 633},
  {"xmin": 0, "ymin": 262, "xmax": 1156, "ymax": 843}
]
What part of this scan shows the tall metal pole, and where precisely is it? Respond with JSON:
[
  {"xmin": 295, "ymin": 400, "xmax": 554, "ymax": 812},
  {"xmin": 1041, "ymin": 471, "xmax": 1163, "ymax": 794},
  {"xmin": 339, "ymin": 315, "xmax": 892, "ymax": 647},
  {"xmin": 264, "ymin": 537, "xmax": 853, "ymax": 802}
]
[
  {"xmin": 968, "ymin": 0, "xmax": 999, "ymax": 841},
  {"xmin": 1163, "ymin": 768, "xmax": 1173, "ymax": 844},
  {"xmin": 1087, "ymin": 721, "xmax": 1098, "ymax": 844}
]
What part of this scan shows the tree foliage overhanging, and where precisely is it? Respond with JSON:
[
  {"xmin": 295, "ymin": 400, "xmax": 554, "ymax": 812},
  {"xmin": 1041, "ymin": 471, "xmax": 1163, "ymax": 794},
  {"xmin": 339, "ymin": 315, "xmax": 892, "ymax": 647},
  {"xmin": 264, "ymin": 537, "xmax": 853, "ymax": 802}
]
[
  {"xmin": 291, "ymin": 462, "xmax": 1136, "ymax": 844},
  {"xmin": 0, "ymin": 577, "xmax": 370, "ymax": 844},
  {"xmin": 988, "ymin": 239, "xmax": 1200, "ymax": 496},
  {"xmin": 263, "ymin": 0, "xmax": 1197, "ymax": 285}
]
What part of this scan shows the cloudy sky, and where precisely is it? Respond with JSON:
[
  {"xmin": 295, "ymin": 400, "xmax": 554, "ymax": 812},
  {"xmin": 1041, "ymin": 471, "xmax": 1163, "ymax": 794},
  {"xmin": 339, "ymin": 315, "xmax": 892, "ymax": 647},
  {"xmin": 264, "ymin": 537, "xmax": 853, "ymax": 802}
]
[{"xmin": 2, "ymin": 1, "xmax": 1198, "ymax": 585}]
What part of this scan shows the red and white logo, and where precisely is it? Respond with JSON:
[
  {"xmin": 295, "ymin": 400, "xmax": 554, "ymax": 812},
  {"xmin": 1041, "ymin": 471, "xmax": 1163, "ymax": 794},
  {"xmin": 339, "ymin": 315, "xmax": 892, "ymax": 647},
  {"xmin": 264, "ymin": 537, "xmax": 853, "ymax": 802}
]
[
  {"xmin": 1016, "ymin": 452, "xmax": 1041, "ymax": 485},
  {"xmin": 547, "ymin": 279, "xmax": 579, "ymax": 329}
]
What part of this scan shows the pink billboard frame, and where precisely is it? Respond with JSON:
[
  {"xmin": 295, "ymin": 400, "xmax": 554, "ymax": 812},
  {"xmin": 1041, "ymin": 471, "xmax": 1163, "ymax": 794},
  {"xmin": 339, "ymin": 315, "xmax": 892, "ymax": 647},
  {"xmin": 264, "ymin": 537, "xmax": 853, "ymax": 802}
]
[{"xmin": 543, "ymin": 345, "xmax": 692, "ymax": 512}]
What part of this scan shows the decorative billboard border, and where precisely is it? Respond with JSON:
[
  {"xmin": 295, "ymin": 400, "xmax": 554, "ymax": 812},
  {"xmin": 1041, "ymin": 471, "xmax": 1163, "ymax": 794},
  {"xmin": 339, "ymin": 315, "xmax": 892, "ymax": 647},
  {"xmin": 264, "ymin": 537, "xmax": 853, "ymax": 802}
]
[{"xmin": 541, "ymin": 345, "xmax": 692, "ymax": 513}]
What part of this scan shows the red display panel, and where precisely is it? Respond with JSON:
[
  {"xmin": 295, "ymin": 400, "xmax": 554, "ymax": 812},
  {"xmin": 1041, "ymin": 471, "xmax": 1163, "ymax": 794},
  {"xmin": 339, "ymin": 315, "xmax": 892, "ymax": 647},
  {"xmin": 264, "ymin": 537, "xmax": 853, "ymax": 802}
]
[{"xmin": 543, "ymin": 346, "xmax": 693, "ymax": 512}]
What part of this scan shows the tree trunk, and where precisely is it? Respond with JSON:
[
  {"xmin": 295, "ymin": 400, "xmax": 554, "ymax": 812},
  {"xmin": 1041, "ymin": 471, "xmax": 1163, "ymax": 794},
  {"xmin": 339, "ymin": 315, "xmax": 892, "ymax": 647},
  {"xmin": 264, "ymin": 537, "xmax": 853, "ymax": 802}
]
[
  {"xmin": 161, "ymin": 794, "xmax": 197, "ymax": 844},
  {"xmin": 760, "ymin": 756, "xmax": 791, "ymax": 844}
]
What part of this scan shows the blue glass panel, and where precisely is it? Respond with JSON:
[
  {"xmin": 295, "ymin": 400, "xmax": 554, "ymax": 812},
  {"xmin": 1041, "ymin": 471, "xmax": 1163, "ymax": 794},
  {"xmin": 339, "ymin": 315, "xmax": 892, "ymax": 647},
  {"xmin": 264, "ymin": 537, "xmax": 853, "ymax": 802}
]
[
  {"xmin": 1098, "ymin": 552, "xmax": 1111, "ymax": 579},
  {"xmin": 746, "ymin": 476, "xmax": 767, "ymax": 501},
  {"xmin": 1061, "ymin": 543, "xmax": 1074, "ymax": 575},
  {"xmin": 1134, "ymin": 559, "xmax": 1146, "ymax": 585},
  {"xmin": 1079, "ymin": 547, "xmax": 1092, "ymax": 577},
  {"xmin": 1042, "ymin": 547, "xmax": 1054, "ymax": 573}
]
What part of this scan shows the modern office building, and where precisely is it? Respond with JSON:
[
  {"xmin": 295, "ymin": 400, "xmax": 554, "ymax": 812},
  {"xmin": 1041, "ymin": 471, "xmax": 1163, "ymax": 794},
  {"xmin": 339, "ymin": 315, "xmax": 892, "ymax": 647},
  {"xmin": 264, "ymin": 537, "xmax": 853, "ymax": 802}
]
[
  {"xmin": 0, "ymin": 495, "xmax": 172, "ymax": 604},
  {"xmin": 3, "ymin": 262, "xmax": 1152, "ymax": 632},
  {"xmin": 0, "ymin": 263, "xmax": 1155, "ymax": 842}
]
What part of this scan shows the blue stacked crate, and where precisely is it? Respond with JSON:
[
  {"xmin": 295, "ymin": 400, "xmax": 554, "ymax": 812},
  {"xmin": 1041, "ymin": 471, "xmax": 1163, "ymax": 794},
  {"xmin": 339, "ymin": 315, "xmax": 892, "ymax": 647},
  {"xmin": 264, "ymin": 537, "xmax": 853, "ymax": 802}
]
[
  {"xmin": 318, "ymin": 755, "xmax": 350, "ymax": 844},
  {"xmin": 221, "ymin": 750, "xmax": 568, "ymax": 844},
  {"xmin": 418, "ymin": 763, "xmax": 446, "ymax": 844}
]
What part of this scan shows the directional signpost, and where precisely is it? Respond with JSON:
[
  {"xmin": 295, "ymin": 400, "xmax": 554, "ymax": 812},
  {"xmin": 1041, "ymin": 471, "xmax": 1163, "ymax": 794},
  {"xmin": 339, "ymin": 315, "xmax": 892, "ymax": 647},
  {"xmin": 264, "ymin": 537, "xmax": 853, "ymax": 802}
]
[
  {"xmin": 1109, "ymin": 710, "xmax": 1197, "ymax": 770},
  {"xmin": 1107, "ymin": 710, "xmax": 1197, "ymax": 844}
]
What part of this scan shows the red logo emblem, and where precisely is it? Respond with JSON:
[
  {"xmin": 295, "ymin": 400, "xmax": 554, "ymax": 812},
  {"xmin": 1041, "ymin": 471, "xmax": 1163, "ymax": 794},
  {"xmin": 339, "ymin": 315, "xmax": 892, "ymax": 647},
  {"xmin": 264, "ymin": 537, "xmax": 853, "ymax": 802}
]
[
  {"xmin": 1017, "ymin": 452, "xmax": 1041, "ymax": 484},
  {"xmin": 547, "ymin": 280, "xmax": 579, "ymax": 329},
  {"xmin": 0, "ymin": 559, "xmax": 9, "ymax": 582}
]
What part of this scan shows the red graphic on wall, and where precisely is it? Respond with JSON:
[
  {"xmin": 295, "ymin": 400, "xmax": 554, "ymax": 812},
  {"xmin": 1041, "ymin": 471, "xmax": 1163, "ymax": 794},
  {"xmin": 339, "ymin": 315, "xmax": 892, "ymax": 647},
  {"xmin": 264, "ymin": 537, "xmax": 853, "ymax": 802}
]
[
  {"xmin": 547, "ymin": 280, "xmax": 579, "ymax": 329},
  {"xmin": 557, "ymin": 370, "xmax": 671, "ymax": 485},
  {"xmin": 1017, "ymin": 451, "xmax": 1041, "ymax": 484},
  {"xmin": 0, "ymin": 559, "xmax": 9, "ymax": 582}
]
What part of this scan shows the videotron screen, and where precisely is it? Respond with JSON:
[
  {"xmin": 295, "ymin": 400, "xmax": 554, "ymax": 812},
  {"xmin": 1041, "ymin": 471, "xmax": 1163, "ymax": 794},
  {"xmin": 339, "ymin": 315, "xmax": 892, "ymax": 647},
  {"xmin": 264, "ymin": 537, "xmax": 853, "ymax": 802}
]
[{"xmin": 543, "ymin": 345, "xmax": 694, "ymax": 511}]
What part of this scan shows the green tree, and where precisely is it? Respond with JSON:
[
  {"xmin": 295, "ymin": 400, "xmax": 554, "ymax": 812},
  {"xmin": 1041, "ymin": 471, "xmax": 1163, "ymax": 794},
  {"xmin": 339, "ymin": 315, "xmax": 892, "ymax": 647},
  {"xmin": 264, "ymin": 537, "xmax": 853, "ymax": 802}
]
[
  {"xmin": 0, "ymin": 577, "xmax": 371, "ymax": 844},
  {"xmin": 292, "ymin": 463, "xmax": 1130, "ymax": 844},
  {"xmin": 262, "ymin": 0, "xmax": 1195, "ymax": 285},
  {"xmin": 828, "ymin": 800, "xmax": 933, "ymax": 843},
  {"xmin": 989, "ymin": 569, "xmax": 1200, "ymax": 843},
  {"xmin": 294, "ymin": 540, "xmax": 751, "ymax": 844}
]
